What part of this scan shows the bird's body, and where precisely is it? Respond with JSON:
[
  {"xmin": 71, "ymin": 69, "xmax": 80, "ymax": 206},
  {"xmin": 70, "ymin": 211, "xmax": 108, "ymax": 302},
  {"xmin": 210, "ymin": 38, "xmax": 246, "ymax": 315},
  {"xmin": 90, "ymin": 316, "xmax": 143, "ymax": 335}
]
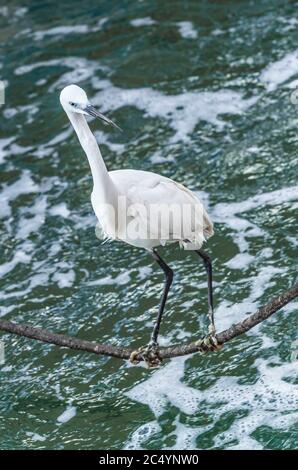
[
  {"xmin": 60, "ymin": 84, "xmax": 218, "ymax": 366},
  {"xmin": 93, "ymin": 168, "xmax": 214, "ymax": 250}
]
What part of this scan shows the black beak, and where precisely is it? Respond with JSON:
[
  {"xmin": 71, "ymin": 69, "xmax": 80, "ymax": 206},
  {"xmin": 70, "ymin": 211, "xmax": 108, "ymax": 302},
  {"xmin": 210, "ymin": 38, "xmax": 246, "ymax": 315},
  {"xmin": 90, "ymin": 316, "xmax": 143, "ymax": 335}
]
[{"xmin": 85, "ymin": 104, "xmax": 122, "ymax": 132}]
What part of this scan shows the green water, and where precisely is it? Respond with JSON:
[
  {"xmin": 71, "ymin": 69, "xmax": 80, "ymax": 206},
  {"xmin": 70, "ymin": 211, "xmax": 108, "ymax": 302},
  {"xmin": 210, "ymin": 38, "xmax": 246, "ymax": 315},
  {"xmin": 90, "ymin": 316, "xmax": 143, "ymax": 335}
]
[{"xmin": 0, "ymin": 0, "xmax": 297, "ymax": 450}]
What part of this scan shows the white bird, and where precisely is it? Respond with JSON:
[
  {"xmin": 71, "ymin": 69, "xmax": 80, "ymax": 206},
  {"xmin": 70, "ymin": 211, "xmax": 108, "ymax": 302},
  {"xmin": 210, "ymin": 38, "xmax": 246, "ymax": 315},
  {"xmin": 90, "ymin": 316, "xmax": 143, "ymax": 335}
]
[{"xmin": 60, "ymin": 84, "xmax": 218, "ymax": 365}]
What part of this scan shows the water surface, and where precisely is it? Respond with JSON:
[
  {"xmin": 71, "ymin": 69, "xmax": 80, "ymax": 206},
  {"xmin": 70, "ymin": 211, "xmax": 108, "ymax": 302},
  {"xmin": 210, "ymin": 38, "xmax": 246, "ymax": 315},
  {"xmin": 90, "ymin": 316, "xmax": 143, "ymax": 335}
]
[{"xmin": 0, "ymin": 0, "xmax": 297, "ymax": 450}]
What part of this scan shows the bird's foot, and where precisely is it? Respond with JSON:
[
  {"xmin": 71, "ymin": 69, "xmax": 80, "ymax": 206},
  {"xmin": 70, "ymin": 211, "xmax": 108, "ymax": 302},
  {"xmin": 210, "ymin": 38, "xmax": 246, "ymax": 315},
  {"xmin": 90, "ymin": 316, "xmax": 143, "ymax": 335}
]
[
  {"xmin": 129, "ymin": 342, "xmax": 162, "ymax": 368},
  {"xmin": 195, "ymin": 326, "xmax": 223, "ymax": 353}
]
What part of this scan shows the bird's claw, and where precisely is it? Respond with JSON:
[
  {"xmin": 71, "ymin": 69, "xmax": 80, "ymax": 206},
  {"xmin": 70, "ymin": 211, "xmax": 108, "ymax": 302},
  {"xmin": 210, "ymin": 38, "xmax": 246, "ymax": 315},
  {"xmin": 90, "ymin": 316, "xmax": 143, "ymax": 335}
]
[
  {"xmin": 195, "ymin": 328, "xmax": 223, "ymax": 353},
  {"xmin": 129, "ymin": 342, "xmax": 162, "ymax": 368}
]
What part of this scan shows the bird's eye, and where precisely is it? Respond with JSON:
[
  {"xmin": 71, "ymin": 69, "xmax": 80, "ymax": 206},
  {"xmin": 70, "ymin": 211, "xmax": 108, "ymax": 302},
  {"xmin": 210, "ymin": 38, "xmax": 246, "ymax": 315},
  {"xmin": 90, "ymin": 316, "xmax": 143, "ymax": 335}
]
[{"xmin": 70, "ymin": 102, "xmax": 76, "ymax": 107}]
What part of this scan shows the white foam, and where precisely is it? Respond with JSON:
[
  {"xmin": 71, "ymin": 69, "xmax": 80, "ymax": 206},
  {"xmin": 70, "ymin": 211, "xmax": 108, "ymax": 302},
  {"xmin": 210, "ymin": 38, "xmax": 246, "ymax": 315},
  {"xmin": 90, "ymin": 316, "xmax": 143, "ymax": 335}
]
[
  {"xmin": 49, "ymin": 202, "xmax": 70, "ymax": 218},
  {"xmin": 247, "ymin": 145, "xmax": 260, "ymax": 154},
  {"xmin": 0, "ymin": 6, "xmax": 9, "ymax": 16},
  {"xmin": 0, "ymin": 249, "xmax": 31, "ymax": 279},
  {"xmin": 260, "ymin": 49, "xmax": 298, "ymax": 91},
  {"xmin": 97, "ymin": 18, "xmax": 108, "ymax": 29},
  {"xmin": 7, "ymin": 142, "xmax": 33, "ymax": 155},
  {"xmin": 94, "ymin": 130, "xmax": 125, "ymax": 154},
  {"xmin": 0, "ymin": 6, "xmax": 27, "ymax": 18},
  {"xmin": 149, "ymin": 151, "xmax": 175, "ymax": 164},
  {"xmin": 213, "ymin": 186, "xmax": 298, "ymax": 218},
  {"xmin": 45, "ymin": 127, "xmax": 73, "ymax": 147},
  {"xmin": 211, "ymin": 28, "xmax": 224, "ymax": 36},
  {"xmin": 0, "ymin": 305, "xmax": 18, "ymax": 318},
  {"xmin": 73, "ymin": 212, "xmax": 97, "ymax": 230},
  {"xmin": 88, "ymin": 271, "xmax": 131, "ymax": 287},
  {"xmin": 138, "ymin": 266, "xmax": 152, "ymax": 280},
  {"xmin": 0, "ymin": 171, "xmax": 38, "ymax": 219},
  {"xmin": 225, "ymin": 253, "xmax": 254, "ymax": 270},
  {"xmin": 126, "ymin": 355, "xmax": 298, "ymax": 449},
  {"xmin": 0, "ymin": 365, "xmax": 12, "ymax": 372},
  {"xmin": 52, "ymin": 264, "xmax": 76, "ymax": 288},
  {"xmin": 14, "ymin": 57, "xmax": 89, "ymax": 76},
  {"xmin": 124, "ymin": 421, "xmax": 161, "ymax": 450},
  {"xmin": 279, "ymin": 16, "xmax": 298, "ymax": 32},
  {"xmin": 286, "ymin": 236, "xmax": 298, "ymax": 247},
  {"xmin": 215, "ymin": 265, "xmax": 285, "ymax": 333},
  {"xmin": 26, "ymin": 432, "xmax": 46, "ymax": 442},
  {"xmin": 93, "ymin": 79, "xmax": 258, "ymax": 143},
  {"xmin": 15, "ymin": 7, "xmax": 28, "ymax": 17},
  {"xmin": 33, "ymin": 25, "xmax": 89, "ymax": 41},
  {"xmin": 16, "ymin": 196, "xmax": 47, "ymax": 239},
  {"xmin": 0, "ymin": 136, "xmax": 15, "ymax": 163},
  {"xmin": 53, "ymin": 383, "xmax": 64, "ymax": 401},
  {"xmin": 88, "ymin": 266, "xmax": 152, "ymax": 288},
  {"xmin": 126, "ymin": 356, "xmax": 192, "ymax": 417},
  {"xmin": 212, "ymin": 185, "xmax": 298, "ymax": 256},
  {"xmin": 57, "ymin": 405, "xmax": 77, "ymax": 424},
  {"xmin": 259, "ymin": 247, "xmax": 273, "ymax": 259},
  {"xmin": 15, "ymin": 57, "xmax": 107, "ymax": 91},
  {"xmin": 177, "ymin": 21, "xmax": 198, "ymax": 39},
  {"xmin": 20, "ymin": 17, "xmax": 108, "ymax": 42},
  {"xmin": 286, "ymin": 78, "xmax": 298, "ymax": 89},
  {"xmin": 130, "ymin": 17, "xmax": 156, "ymax": 27},
  {"xmin": 1, "ymin": 269, "xmax": 50, "ymax": 301},
  {"xmin": 3, "ymin": 103, "xmax": 39, "ymax": 124},
  {"xmin": 169, "ymin": 417, "xmax": 202, "ymax": 450}
]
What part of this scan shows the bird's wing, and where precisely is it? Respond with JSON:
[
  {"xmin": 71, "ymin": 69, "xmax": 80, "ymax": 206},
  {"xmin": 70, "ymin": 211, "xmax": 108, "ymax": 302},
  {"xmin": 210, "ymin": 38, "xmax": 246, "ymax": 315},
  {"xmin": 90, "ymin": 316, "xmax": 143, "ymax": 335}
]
[
  {"xmin": 125, "ymin": 174, "xmax": 213, "ymax": 245},
  {"xmin": 167, "ymin": 178, "xmax": 214, "ymax": 239}
]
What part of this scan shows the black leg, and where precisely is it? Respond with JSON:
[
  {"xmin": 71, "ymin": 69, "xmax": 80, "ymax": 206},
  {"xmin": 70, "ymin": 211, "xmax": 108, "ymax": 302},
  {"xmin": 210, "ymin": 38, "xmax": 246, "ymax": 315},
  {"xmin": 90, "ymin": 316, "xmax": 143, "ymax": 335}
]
[
  {"xmin": 196, "ymin": 249, "xmax": 215, "ymax": 334},
  {"xmin": 129, "ymin": 248, "xmax": 218, "ymax": 366},
  {"xmin": 150, "ymin": 248, "xmax": 174, "ymax": 345}
]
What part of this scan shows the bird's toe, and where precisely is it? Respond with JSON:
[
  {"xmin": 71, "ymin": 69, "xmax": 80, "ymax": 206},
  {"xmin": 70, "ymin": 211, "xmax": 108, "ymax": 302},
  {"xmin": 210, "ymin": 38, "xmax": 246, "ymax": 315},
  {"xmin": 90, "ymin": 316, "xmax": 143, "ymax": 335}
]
[
  {"xmin": 129, "ymin": 342, "xmax": 162, "ymax": 368},
  {"xmin": 195, "ymin": 332, "xmax": 223, "ymax": 352}
]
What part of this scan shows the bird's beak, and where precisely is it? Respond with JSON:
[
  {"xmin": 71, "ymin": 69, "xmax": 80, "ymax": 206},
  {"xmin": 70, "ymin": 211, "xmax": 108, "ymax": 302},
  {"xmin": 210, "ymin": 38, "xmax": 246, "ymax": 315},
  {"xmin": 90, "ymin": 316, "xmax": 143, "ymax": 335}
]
[{"xmin": 84, "ymin": 104, "xmax": 122, "ymax": 131}]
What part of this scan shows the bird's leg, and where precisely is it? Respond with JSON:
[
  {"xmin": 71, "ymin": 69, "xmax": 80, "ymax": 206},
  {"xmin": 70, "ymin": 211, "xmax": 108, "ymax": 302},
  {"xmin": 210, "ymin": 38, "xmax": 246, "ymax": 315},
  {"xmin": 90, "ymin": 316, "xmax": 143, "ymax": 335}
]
[
  {"xmin": 195, "ymin": 249, "xmax": 220, "ymax": 351},
  {"xmin": 150, "ymin": 248, "xmax": 174, "ymax": 346},
  {"xmin": 130, "ymin": 249, "xmax": 173, "ymax": 367}
]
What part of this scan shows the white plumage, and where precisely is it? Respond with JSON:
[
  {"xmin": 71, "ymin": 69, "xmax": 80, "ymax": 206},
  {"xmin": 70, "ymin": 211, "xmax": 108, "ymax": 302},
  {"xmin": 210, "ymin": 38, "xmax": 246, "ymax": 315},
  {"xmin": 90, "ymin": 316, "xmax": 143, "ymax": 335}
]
[
  {"xmin": 95, "ymin": 169, "xmax": 214, "ymax": 250},
  {"xmin": 60, "ymin": 84, "xmax": 217, "ymax": 364}
]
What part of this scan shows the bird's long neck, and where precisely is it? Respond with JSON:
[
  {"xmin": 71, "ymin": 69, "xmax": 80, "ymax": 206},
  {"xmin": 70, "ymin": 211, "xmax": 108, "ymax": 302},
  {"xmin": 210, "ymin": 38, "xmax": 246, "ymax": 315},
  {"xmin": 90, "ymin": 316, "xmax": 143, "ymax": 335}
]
[{"xmin": 66, "ymin": 111, "xmax": 117, "ymax": 205}]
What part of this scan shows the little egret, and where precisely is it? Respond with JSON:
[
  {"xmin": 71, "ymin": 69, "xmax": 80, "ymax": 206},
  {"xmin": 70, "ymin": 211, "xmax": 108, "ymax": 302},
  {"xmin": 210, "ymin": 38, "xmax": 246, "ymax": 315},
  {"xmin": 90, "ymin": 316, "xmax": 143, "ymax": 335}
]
[{"xmin": 60, "ymin": 84, "xmax": 218, "ymax": 366}]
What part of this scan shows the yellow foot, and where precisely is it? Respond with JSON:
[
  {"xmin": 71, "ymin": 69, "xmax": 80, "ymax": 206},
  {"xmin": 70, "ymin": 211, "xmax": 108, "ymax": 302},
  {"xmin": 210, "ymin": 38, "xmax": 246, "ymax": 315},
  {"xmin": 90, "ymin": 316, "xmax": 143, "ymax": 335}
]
[
  {"xmin": 129, "ymin": 343, "xmax": 162, "ymax": 368},
  {"xmin": 195, "ymin": 330, "xmax": 223, "ymax": 353}
]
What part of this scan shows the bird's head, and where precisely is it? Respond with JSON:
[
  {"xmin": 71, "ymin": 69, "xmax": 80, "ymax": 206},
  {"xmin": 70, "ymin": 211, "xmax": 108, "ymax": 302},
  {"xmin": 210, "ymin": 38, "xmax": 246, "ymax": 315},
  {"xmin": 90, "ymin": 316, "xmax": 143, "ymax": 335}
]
[{"xmin": 60, "ymin": 84, "xmax": 121, "ymax": 131}]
